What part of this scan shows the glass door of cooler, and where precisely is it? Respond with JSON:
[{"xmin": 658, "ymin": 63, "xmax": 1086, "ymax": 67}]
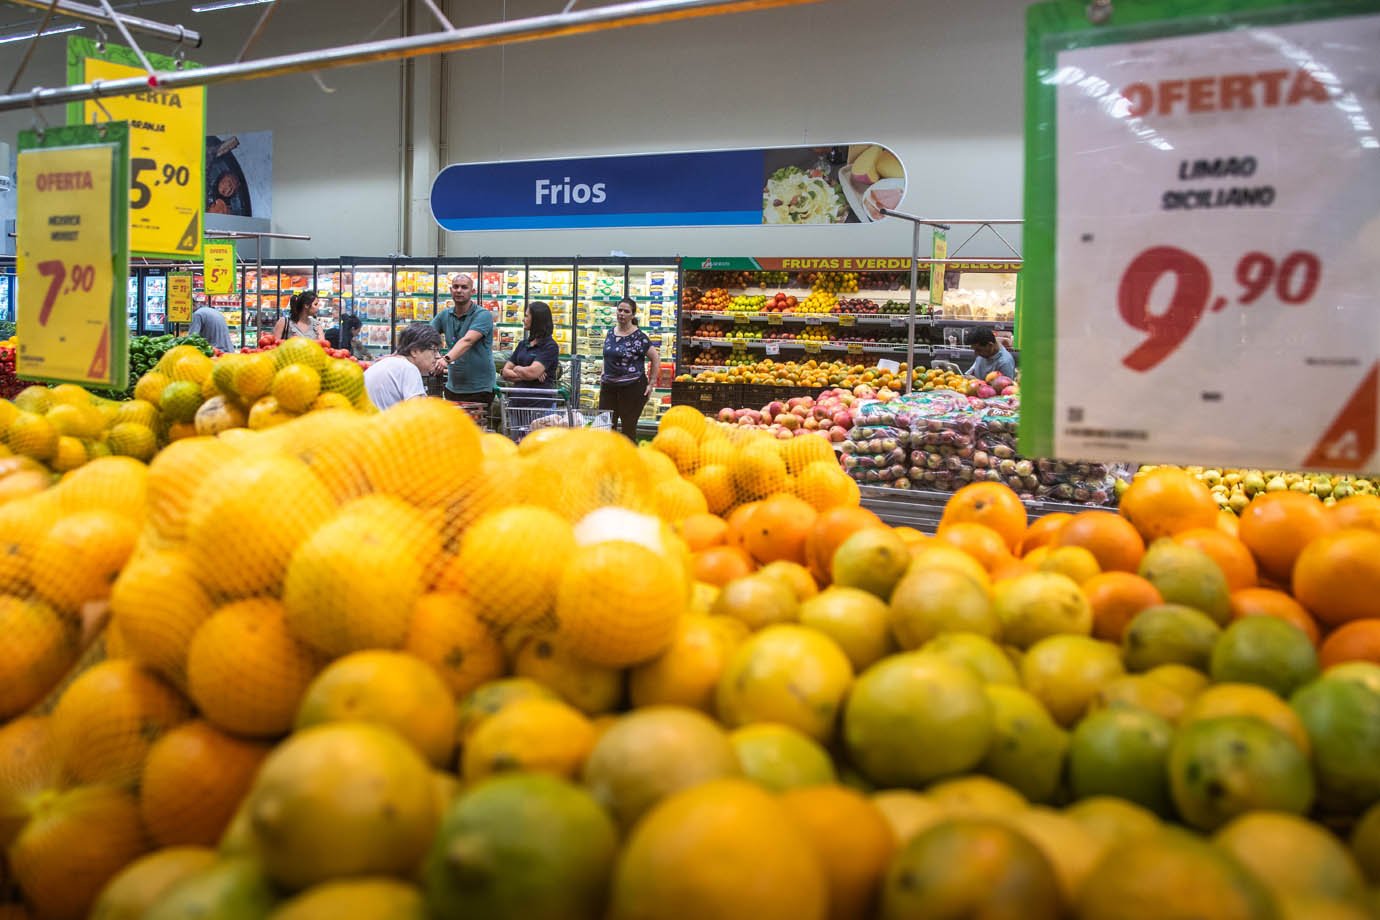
[
  {"xmin": 628, "ymin": 261, "xmax": 680, "ymax": 423},
  {"xmin": 244, "ymin": 265, "xmax": 283, "ymax": 339},
  {"xmin": 277, "ymin": 264, "xmax": 318, "ymax": 334},
  {"xmin": 394, "ymin": 259, "xmax": 439, "ymax": 336},
  {"xmin": 527, "ymin": 261, "xmax": 576, "ymax": 384},
  {"xmin": 344, "ymin": 261, "xmax": 395, "ymax": 354},
  {"xmin": 0, "ymin": 269, "xmax": 14, "ymax": 324},
  {"xmin": 142, "ymin": 269, "xmax": 168, "ymax": 334},
  {"xmin": 313, "ymin": 261, "xmax": 342, "ymax": 334},
  {"xmin": 574, "ymin": 260, "xmax": 626, "ymax": 409},
  {"xmin": 126, "ymin": 275, "xmax": 140, "ymax": 333},
  {"xmin": 471, "ymin": 260, "xmax": 523, "ymax": 359}
]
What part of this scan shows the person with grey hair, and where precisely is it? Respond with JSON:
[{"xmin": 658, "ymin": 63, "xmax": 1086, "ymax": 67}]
[{"xmin": 364, "ymin": 322, "xmax": 443, "ymax": 411}]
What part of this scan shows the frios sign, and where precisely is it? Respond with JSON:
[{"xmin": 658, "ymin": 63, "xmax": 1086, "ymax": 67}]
[{"xmin": 1020, "ymin": 0, "xmax": 1380, "ymax": 472}]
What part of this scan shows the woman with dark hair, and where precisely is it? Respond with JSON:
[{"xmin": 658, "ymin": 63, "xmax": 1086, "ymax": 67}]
[
  {"xmin": 598, "ymin": 297, "xmax": 659, "ymax": 440},
  {"xmin": 364, "ymin": 322, "xmax": 443, "ymax": 411},
  {"xmin": 501, "ymin": 301, "xmax": 560, "ymax": 391},
  {"xmin": 273, "ymin": 291, "xmax": 322, "ymax": 341}
]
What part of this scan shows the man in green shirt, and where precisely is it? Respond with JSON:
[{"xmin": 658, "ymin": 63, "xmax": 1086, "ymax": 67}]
[{"xmin": 431, "ymin": 273, "xmax": 495, "ymax": 404}]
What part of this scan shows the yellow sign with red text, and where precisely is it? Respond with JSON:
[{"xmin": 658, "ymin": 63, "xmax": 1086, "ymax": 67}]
[
  {"xmin": 15, "ymin": 144, "xmax": 120, "ymax": 386},
  {"xmin": 203, "ymin": 242, "xmax": 236, "ymax": 294},
  {"xmin": 168, "ymin": 273, "xmax": 192, "ymax": 323},
  {"xmin": 81, "ymin": 56, "xmax": 204, "ymax": 258}
]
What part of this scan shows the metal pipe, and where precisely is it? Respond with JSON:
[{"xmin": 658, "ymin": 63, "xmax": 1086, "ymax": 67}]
[
  {"xmin": 906, "ymin": 221, "xmax": 918, "ymax": 394},
  {"xmin": 5, "ymin": 0, "xmax": 200, "ymax": 47},
  {"xmin": 0, "ymin": 0, "xmax": 820, "ymax": 111},
  {"xmin": 420, "ymin": 0, "xmax": 455, "ymax": 31},
  {"xmin": 94, "ymin": 0, "xmax": 155, "ymax": 75},
  {"xmin": 234, "ymin": 0, "xmax": 280, "ymax": 63}
]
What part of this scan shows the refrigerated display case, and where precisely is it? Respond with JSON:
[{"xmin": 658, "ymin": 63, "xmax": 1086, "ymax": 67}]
[
  {"xmin": 343, "ymin": 260, "xmax": 397, "ymax": 352},
  {"xmin": 527, "ymin": 263, "xmax": 575, "ymax": 359},
  {"xmin": 0, "ymin": 267, "xmax": 13, "ymax": 323},
  {"xmin": 142, "ymin": 271, "xmax": 168, "ymax": 334}
]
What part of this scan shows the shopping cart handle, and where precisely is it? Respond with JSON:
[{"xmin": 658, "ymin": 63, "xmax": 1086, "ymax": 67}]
[{"xmin": 495, "ymin": 387, "xmax": 563, "ymax": 397}]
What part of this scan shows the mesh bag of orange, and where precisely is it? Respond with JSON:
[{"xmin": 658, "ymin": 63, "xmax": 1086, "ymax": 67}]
[{"xmin": 4, "ymin": 387, "xmax": 865, "ymax": 916}]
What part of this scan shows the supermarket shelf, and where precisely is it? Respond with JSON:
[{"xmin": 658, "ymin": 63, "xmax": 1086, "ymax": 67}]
[
  {"xmin": 685, "ymin": 310, "xmax": 1011, "ymax": 329},
  {"xmin": 859, "ymin": 485, "xmax": 1106, "ymax": 534},
  {"xmin": 688, "ymin": 337, "xmax": 907, "ymax": 354}
]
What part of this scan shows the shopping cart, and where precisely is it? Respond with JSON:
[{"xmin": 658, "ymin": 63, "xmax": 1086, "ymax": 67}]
[{"xmin": 496, "ymin": 387, "xmax": 613, "ymax": 443}]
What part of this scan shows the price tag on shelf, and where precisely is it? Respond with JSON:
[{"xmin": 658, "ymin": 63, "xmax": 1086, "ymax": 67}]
[
  {"xmin": 846, "ymin": 343, "xmax": 865, "ymax": 355},
  {"xmin": 838, "ymin": 313, "xmax": 856, "ymax": 327},
  {"xmin": 1021, "ymin": 5, "xmax": 1380, "ymax": 471},
  {"xmin": 764, "ymin": 341, "xmax": 781, "ymax": 356},
  {"xmin": 15, "ymin": 123, "xmax": 130, "ymax": 389},
  {"xmin": 731, "ymin": 340, "xmax": 747, "ymax": 354},
  {"xmin": 167, "ymin": 273, "xmax": 192, "ymax": 323},
  {"xmin": 70, "ymin": 38, "xmax": 205, "ymax": 259},
  {"xmin": 805, "ymin": 315, "xmax": 822, "ymax": 326},
  {"xmin": 889, "ymin": 317, "xmax": 908, "ymax": 328},
  {"xmin": 733, "ymin": 313, "xmax": 749, "ymax": 324},
  {"xmin": 766, "ymin": 313, "xmax": 784, "ymax": 326},
  {"xmin": 803, "ymin": 341, "xmax": 821, "ymax": 354}
]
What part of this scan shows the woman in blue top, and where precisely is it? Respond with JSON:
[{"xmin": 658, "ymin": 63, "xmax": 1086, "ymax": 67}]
[
  {"xmin": 598, "ymin": 298, "xmax": 660, "ymax": 441},
  {"xmin": 501, "ymin": 301, "xmax": 560, "ymax": 408}
]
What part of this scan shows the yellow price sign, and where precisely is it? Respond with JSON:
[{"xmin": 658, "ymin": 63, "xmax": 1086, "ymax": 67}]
[
  {"xmin": 803, "ymin": 341, "xmax": 821, "ymax": 354},
  {"xmin": 930, "ymin": 230, "xmax": 948, "ymax": 307},
  {"xmin": 204, "ymin": 242, "xmax": 236, "ymax": 294},
  {"xmin": 15, "ymin": 126, "xmax": 129, "ymax": 388},
  {"xmin": 167, "ymin": 273, "xmax": 192, "ymax": 323},
  {"xmin": 846, "ymin": 343, "xmax": 865, "ymax": 355},
  {"xmin": 72, "ymin": 40, "xmax": 205, "ymax": 259},
  {"xmin": 766, "ymin": 312, "xmax": 784, "ymax": 326},
  {"xmin": 838, "ymin": 313, "xmax": 856, "ymax": 327}
]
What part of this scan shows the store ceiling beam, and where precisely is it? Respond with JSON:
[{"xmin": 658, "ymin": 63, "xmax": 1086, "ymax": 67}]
[
  {"xmin": 0, "ymin": 0, "xmax": 819, "ymax": 112},
  {"xmin": 4, "ymin": 0, "xmax": 201, "ymax": 47}
]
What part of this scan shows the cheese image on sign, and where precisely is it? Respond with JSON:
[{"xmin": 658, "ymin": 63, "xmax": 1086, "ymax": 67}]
[
  {"xmin": 68, "ymin": 37, "xmax": 205, "ymax": 259},
  {"xmin": 1051, "ymin": 13, "xmax": 1380, "ymax": 471}
]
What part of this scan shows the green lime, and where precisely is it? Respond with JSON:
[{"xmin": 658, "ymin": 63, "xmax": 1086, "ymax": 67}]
[
  {"xmin": 1069, "ymin": 706, "xmax": 1174, "ymax": 816},
  {"xmin": 843, "ymin": 652, "xmax": 993, "ymax": 788},
  {"xmin": 1290, "ymin": 677, "xmax": 1380, "ymax": 813},
  {"xmin": 1122, "ymin": 604, "xmax": 1222, "ymax": 672},
  {"xmin": 1077, "ymin": 828, "xmax": 1276, "ymax": 920},
  {"xmin": 729, "ymin": 723, "xmax": 836, "ymax": 793},
  {"xmin": 143, "ymin": 859, "xmax": 278, "ymax": 920},
  {"xmin": 977, "ymin": 685, "xmax": 1068, "ymax": 804},
  {"xmin": 1210, "ymin": 616, "xmax": 1319, "ymax": 697},
  {"xmin": 1137, "ymin": 539, "xmax": 1231, "ymax": 625},
  {"xmin": 880, "ymin": 819, "xmax": 1062, "ymax": 920},
  {"xmin": 423, "ymin": 773, "xmax": 616, "ymax": 920},
  {"xmin": 1168, "ymin": 716, "xmax": 1315, "ymax": 831}
]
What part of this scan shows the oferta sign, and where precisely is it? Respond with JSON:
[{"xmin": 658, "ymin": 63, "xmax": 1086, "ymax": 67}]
[{"xmin": 67, "ymin": 37, "xmax": 205, "ymax": 259}]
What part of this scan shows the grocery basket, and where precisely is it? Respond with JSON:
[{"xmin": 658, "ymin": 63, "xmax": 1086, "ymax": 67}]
[{"xmin": 496, "ymin": 387, "xmax": 612, "ymax": 442}]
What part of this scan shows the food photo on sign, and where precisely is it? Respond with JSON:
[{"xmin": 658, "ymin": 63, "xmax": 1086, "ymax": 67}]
[
  {"xmin": 204, "ymin": 130, "xmax": 272, "ymax": 222},
  {"xmin": 761, "ymin": 144, "xmax": 906, "ymax": 224}
]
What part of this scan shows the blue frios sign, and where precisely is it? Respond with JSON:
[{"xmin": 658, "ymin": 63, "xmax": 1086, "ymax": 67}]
[{"xmin": 429, "ymin": 144, "xmax": 906, "ymax": 231}]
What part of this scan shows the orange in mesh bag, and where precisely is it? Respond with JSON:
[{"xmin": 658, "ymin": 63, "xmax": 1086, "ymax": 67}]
[{"xmin": 2, "ymin": 390, "xmax": 881, "ymax": 916}]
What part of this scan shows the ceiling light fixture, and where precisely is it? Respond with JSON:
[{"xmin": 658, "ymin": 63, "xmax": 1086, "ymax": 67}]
[
  {"xmin": 191, "ymin": 0, "xmax": 273, "ymax": 12},
  {"xmin": 0, "ymin": 22, "xmax": 84, "ymax": 45}
]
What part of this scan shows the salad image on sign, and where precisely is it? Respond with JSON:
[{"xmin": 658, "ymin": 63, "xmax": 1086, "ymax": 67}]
[{"xmin": 761, "ymin": 144, "xmax": 906, "ymax": 224}]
